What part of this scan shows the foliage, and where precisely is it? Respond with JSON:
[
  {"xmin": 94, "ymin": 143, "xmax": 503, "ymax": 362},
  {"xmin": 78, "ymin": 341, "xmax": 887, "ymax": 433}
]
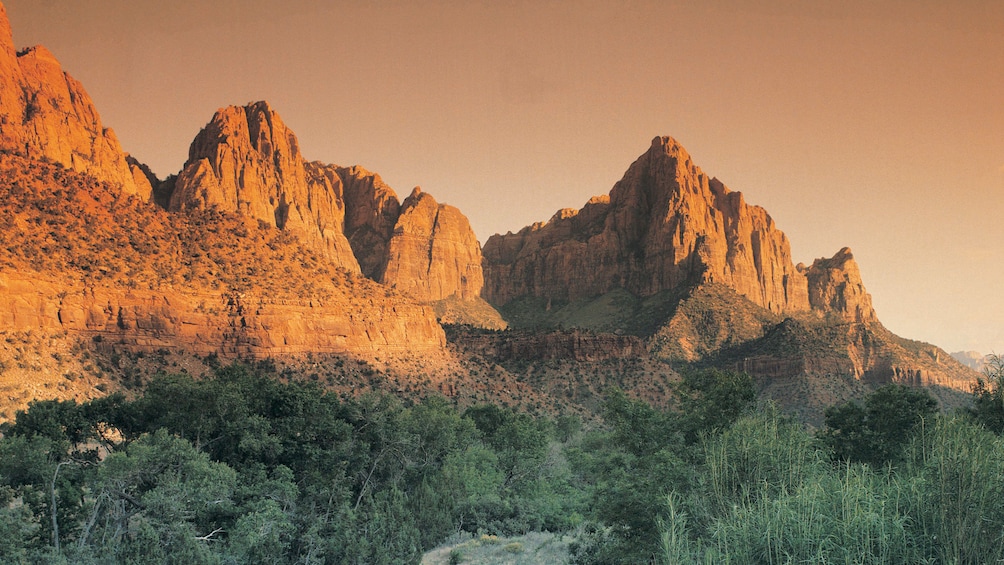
[
  {"xmin": 970, "ymin": 352, "xmax": 1004, "ymax": 433},
  {"xmin": 3, "ymin": 361, "xmax": 1002, "ymax": 565},
  {"xmin": 0, "ymin": 362, "xmax": 578, "ymax": 563},
  {"xmin": 819, "ymin": 384, "xmax": 937, "ymax": 466},
  {"xmin": 569, "ymin": 369, "xmax": 755, "ymax": 564}
]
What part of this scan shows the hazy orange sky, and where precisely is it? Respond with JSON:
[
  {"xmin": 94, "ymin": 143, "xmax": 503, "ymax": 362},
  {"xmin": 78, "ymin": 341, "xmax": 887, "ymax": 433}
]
[{"xmin": 6, "ymin": 0, "xmax": 1003, "ymax": 356}]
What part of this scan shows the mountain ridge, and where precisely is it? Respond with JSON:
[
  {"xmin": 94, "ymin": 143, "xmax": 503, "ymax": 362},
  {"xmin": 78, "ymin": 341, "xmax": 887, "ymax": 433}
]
[{"xmin": 0, "ymin": 1, "xmax": 978, "ymax": 423}]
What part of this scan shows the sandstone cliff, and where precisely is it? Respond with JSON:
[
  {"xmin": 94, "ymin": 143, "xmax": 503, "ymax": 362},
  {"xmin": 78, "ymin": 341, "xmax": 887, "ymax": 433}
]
[
  {"xmin": 0, "ymin": 4, "xmax": 150, "ymax": 198},
  {"xmin": 802, "ymin": 247, "xmax": 876, "ymax": 323},
  {"xmin": 483, "ymin": 136, "xmax": 809, "ymax": 314},
  {"xmin": 451, "ymin": 329, "xmax": 647, "ymax": 363},
  {"xmin": 0, "ymin": 153, "xmax": 447, "ymax": 360},
  {"xmin": 338, "ymin": 165, "xmax": 401, "ymax": 280},
  {"xmin": 382, "ymin": 187, "xmax": 485, "ymax": 301},
  {"xmin": 169, "ymin": 102, "xmax": 359, "ymax": 270},
  {"xmin": 0, "ymin": 273, "xmax": 445, "ymax": 358},
  {"xmin": 170, "ymin": 102, "xmax": 488, "ymax": 305},
  {"xmin": 483, "ymin": 137, "xmax": 882, "ymax": 325}
]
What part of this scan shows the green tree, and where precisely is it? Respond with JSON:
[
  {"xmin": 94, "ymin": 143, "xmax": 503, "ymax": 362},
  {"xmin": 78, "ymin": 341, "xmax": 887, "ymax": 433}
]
[
  {"xmin": 970, "ymin": 353, "xmax": 1004, "ymax": 433},
  {"xmin": 675, "ymin": 368, "xmax": 756, "ymax": 444},
  {"xmin": 821, "ymin": 384, "xmax": 938, "ymax": 466}
]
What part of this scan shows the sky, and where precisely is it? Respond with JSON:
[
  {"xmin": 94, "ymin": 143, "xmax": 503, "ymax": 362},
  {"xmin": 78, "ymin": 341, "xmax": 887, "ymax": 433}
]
[{"xmin": 5, "ymin": 0, "xmax": 1003, "ymax": 357}]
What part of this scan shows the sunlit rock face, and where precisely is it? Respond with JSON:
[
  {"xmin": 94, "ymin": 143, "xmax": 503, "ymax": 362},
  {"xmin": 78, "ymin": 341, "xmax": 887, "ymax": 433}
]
[
  {"xmin": 802, "ymin": 247, "xmax": 876, "ymax": 323},
  {"xmin": 0, "ymin": 5, "xmax": 151, "ymax": 198},
  {"xmin": 484, "ymin": 136, "xmax": 810, "ymax": 314},
  {"xmin": 169, "ymin": 102, "xmax": 361, "ymax": 270},
  {"xmin": 171, "ymin": 102, "xmax": 486, "ymax": 302},
  {"xmin": 381, "ymin": 187, "xmax": 485, "ymax": 301}
]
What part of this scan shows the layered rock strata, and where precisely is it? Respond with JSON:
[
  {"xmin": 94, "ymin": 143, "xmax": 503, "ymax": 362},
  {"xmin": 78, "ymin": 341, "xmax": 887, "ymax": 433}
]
[
  {"xmin": 453, "ymin": 329, "xmax": 647, "ymax": 363},
  {"xmin": 0, "ymin": 274, "xmax": 446, "ymax": 358}
]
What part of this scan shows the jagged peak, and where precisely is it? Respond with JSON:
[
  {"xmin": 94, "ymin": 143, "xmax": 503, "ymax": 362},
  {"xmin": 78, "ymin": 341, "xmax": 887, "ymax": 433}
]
[
  {"xmin": 16, "ymin": 44, "xmax": 59, "ymax": 64},
  {"xmin": 805, "ymin": 247, "xmax": 875, "ymax": 322},
  {"xmin": 648, "ymin": 135, "xmax": 697, "ymax": 167}
]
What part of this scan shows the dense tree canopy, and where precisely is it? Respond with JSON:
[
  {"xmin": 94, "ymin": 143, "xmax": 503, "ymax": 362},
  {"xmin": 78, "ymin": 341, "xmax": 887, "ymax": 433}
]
[{"xmin": 0, "ymin": 362, "xmax": 1000, "ymax": 564}]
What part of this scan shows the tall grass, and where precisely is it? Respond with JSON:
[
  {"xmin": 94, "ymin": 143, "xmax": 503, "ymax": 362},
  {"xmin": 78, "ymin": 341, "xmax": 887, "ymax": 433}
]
[
  {"xmin": 903, "ymin": 416, "xmax": 1004, "ymax": 564},
  {"xmin": 665, "ymin": 410, "xmax": 919, "ymax": 564},
  {"xmin": 660, "ymin": 411, "xmax": 1004, "ymax": 564}
]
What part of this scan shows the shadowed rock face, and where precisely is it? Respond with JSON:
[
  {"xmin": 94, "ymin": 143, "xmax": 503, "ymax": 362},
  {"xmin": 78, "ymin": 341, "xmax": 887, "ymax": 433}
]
[
  {"xmin": 483, "ymin": 136, "xmax": 810, "ymax": 313},
  {"xmin": 338, "ymin": 165, "xmax": 401, "ymax": 280},
  {"xmin": 0, "ymin": 5, "xmax": 151, "ymax": 198}
]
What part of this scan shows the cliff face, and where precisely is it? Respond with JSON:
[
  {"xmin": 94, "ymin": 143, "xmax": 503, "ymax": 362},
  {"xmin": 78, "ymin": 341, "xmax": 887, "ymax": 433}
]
[
  {"xmin": 170, "ymin": 102, "xmax": 486, "ymax": 303},
  {"xmin": 802, "ymin": 247, "xmax": 876, "ymax": 323},
  {"xmin": 0, "ymin": 5, "xmax": 150, "ymax": 198},
  {"xmin": 169, "ymin": 102, "xmax": 360, "ymax": 270},
  {"xmin": 483, "ymin": 137, "xmax": 879, "ymax": 325},
  {"xmin": 483, "ymin": 136, "xmax": 810, "ymax": 314},
  {"xmin": 0, "ymin": 153, "xmax": 448, "ymax": 361},
  {"xmin": 452, "ymin": 329, "xmax": 647, "ymax": 363},
  {"xmin": 382, "ymin": 188, "xmax": 485, "ymax": 301},
  {"xmin": 0, "ymin": 274, "xmax": 445, "ymax": 358},
  {"xmin": 338, "ymin": 165, "xmax": 401, "ymax": 280}
]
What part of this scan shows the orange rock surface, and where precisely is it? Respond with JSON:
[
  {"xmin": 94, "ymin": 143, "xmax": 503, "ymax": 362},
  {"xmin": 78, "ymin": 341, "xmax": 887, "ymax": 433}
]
[
  {"xmin": 483, "ymin": 136, "xmax": 810, "ymax": 313},
  {"xmin": 0, "ymin": 5, "xmax": 150, "ymax": 198},
  {"xmin": 170, "ymin": 102, "xmax": 486, "ymax": 303},
  {"xmin": 382, "ymin": 188, "xmax": 485, "ymax": 301}
]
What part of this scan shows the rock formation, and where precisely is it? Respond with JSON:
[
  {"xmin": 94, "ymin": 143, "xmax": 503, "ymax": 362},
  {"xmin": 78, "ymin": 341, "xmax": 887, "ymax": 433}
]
[
  {"xmin": 0, "ymin": 4, "xmax": 150, "ymax": 198},
  {"xmin": 0, "ymin": 152, "xmax": 448, "ymax": 360},
  {"xmin": 483, "ymin": 136, "xmax": 810, "ymax": 313},
  {"xmin": 382, "ymin": 187, "xmax": 485, "ymax": 301},
  {"xmin": 453, "ymin": 329, "xmax": 647, "ymax": 363},
  {"xmin": 169, "ymin": 102, "xmax": 359, "ymax": 270},
  {"xmin": 802, "ymin": 247, "xmax": 876, "ymax": 323},
  {"xmin": 170, "ymin": 102, "xmax": 487, "ymax": 303},
  {"xmin": 339, "ymin": 165, "xmax": 401, "ymax": 279},
  {"xmin": 0, "ymin": 273, "xmax": 446, "ymax": 358},
  {"xmin": 483, "ymin": 137, "xmax": 881, "ymax": 324}
]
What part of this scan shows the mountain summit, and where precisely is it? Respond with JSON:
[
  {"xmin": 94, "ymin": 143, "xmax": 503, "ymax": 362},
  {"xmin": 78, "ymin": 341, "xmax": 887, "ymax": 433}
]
[
  {"xmin": 0, "ymin": 4, "xmax": 150, "ymax": 197},
  {"xmin": 167, "ymin": 101, "xmax": 486, "ymax": 303},
  {"xmin": 484, "ymin": 135, "xmax": 868, "ymax": 318}
]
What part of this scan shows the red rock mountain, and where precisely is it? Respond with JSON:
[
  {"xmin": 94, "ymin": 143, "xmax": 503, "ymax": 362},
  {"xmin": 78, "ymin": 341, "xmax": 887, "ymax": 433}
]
[
  {"xmin": 168, "ymin": 102, "xmax": 359, "ymax": 270},
  {"xmin": 170, "ymin": 102, "xmax": 485, "ymax": 303},
  {"xmin": 802, "ymin": 247, "xmax": 876, "ymax": 323},
  {"xmin": 483, "ymin": 136, "xmax": 868, "ymax": 319},
  {"xmin": 382, "ymin": 187, "xmax": 484, "ymax": 301},
  {"xmin": 0, "ymin": 4, "xmax": 150, "ymax": 198}
]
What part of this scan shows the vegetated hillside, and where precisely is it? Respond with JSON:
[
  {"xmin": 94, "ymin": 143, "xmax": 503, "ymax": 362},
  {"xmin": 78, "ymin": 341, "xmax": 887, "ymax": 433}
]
[
  {"xmin": 0, "ymin": 153, "xmax": 453, "ymax": 417},
  {"xmin": 482, "ymin": 135, "xmax": 978, "ymax": 419},
  {"xmin": 6, "ymin": 360, "xmax": 1003, "ymax": 565}
]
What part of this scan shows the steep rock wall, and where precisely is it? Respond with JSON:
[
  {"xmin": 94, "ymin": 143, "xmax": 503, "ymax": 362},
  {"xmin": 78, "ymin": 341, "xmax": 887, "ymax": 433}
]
[{"xmin": 483, "ymin": 137, "xmax": 809, "ymax": 313}]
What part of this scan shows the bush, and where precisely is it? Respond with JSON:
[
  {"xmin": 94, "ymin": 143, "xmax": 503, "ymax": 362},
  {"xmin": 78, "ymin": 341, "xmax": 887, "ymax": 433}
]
[{"xmin": 820, "ymin": 384, "xmax": 937, "ymax": 466}]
